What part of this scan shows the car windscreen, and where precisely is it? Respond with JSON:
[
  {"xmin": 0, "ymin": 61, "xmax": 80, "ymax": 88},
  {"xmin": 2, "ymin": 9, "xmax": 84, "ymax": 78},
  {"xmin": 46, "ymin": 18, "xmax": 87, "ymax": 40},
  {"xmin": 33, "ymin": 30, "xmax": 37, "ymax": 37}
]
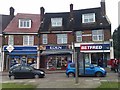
[{"xmin": 70, "ymin": 63, "xmax": 75, "ymax": 68}]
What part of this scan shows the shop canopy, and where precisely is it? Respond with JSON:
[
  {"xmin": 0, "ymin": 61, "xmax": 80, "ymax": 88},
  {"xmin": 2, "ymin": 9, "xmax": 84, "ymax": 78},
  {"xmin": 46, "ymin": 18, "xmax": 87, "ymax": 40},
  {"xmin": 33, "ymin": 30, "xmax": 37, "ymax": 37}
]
[{"xmin": 41, "ymin": 50, "xmax": 73, "ymax": 55}]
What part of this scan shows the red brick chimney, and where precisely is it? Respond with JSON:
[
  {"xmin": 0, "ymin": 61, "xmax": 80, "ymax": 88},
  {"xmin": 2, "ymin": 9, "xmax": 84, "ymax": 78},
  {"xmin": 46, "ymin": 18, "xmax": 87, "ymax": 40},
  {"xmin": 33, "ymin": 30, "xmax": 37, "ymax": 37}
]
[
  {"xmin": 101, "ymin": 0, "xmax": 106, "ymax": 16},
  {"xmin": 9, "ymin": 7, "xmax": 14, "ymax": 16},
  {"xmin": 40, "ymin": 7, "xmax": 45, "ymax": 22}
]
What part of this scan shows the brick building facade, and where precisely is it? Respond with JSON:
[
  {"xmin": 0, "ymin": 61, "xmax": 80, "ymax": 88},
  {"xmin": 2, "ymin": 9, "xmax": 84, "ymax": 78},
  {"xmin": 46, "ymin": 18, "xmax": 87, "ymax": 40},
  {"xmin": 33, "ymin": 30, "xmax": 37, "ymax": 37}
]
[{"xmin": 2, "ymin": 0, "xmax": 112, "ymax": 71}]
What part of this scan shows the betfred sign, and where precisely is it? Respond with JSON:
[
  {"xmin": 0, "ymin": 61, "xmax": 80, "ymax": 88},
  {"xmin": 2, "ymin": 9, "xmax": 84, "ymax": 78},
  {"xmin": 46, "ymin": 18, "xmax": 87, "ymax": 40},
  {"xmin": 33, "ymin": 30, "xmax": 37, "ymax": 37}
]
[{"xmin": 80, "ymin": 44, "xmax": 110, "ymax": 51}]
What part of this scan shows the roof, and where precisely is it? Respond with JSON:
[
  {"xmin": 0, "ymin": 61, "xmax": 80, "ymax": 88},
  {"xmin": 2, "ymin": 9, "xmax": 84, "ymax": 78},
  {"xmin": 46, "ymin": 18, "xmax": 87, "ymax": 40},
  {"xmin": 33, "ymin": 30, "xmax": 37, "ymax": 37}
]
[
  {"xmin": 0, "ymin": 14, "xmax": 14, "ymax": 46},
  {"xmin": 41, "ymin": 7, "xmax": 111, "ymax": 32},
  {"xmin": 41, "ymin": 12, "xmax": 70, "ymax": 32},
  {"xmin": 73, "ymin": 7, "xmax": 111, "ymax": 30},
  {"xmin": 3, "ymin": 13, "xmax": 41, "ymax": 34},
  {"xmin": 0, "ymin": 14, "xmax": 14, "ymax": 34}
]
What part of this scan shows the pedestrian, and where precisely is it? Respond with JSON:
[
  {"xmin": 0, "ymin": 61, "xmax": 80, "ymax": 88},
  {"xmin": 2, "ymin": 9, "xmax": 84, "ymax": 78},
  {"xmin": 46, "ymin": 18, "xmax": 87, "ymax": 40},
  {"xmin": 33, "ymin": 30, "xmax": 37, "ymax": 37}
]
[
  {"xmin": 113, "ymin": 58, "xmax": 119, "ymax": 73},
  {"xmin": 98, "ymin": 58, "xmax": 103, "ymax": 67}
]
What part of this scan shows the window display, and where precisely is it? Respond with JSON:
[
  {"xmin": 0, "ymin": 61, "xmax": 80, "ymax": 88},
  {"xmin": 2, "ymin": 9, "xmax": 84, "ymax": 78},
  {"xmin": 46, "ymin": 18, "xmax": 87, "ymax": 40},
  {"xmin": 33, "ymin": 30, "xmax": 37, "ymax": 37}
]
[{"xmin": 47, "ymin": 56, "xmax": 68, "ymax": 70}]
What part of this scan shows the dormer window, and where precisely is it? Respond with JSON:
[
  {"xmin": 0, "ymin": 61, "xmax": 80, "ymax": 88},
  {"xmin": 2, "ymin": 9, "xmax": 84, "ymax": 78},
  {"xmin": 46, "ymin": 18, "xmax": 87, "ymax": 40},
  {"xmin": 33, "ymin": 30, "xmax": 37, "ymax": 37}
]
[
  {"xmin": 51, "ymin": 18, "xmax": 62, "ymax": 27},
  {"xmin": 19, "ymin": 19, "xmax": 31, "ymax": 28},
  {"xmin": 82, "ymin": 13, "xmax": 95, "ymax": 23}
]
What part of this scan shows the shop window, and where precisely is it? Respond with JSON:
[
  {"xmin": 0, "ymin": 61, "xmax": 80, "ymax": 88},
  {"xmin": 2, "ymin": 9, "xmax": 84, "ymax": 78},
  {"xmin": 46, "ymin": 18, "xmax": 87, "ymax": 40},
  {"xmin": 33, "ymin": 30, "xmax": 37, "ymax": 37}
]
[
  {"xmin": 57, "ymin": 34, "xmax": 67, "ymax": 44},
  {"xmin": 92, "ymin": 30, "xmax": 104, "ymax": 41},
  {"xmin": 47, "ymin": 56, "xmax": 68, "ymax": 70},
  {"xmin": 23, "ymin": 35, "xmax": 34, "ymax": 46}
]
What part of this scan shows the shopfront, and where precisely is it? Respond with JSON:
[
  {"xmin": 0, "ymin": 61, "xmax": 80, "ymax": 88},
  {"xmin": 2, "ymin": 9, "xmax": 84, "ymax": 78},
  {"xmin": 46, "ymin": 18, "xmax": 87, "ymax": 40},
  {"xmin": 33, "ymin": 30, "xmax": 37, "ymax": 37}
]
[
  {"xmin": 80, "ymin": 44, "xmax": 110, "ymax": 67},
  {"xmin": 40, "ymin": 45, "xmax": 72, "ymax": 70},
  {"xmin": 3, "ymin": 46, "xmax": 37, "ymax": 70}
]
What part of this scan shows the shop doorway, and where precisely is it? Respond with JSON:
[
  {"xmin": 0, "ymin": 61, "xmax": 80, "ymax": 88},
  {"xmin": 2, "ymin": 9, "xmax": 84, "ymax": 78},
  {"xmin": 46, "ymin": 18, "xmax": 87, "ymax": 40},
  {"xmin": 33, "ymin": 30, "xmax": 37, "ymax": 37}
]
[{"xmin": 91, "ymin": 53, "xmax": 103, "ymax": 66}]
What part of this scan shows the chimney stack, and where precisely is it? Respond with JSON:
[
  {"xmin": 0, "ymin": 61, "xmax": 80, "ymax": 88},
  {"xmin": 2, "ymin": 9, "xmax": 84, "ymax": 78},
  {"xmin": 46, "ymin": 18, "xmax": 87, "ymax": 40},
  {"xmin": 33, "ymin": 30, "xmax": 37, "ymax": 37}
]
[
  {"xmin": 70, "ymin": 3, "xmax": 74, "ymax": 19},
  {"xmin": 40, "ymin": 7, "xmax": 45, "ymax": 21},
  {"xmin": 9, "ymin": 7, "xmax": 14, "ymax": 16},
  {"xmin": 101, "ymin": 0, "xmax": 106, "ymax": 16},
  {"xmin": 70, "ymin": 4, "xmax": 73, "ymax": 12}
]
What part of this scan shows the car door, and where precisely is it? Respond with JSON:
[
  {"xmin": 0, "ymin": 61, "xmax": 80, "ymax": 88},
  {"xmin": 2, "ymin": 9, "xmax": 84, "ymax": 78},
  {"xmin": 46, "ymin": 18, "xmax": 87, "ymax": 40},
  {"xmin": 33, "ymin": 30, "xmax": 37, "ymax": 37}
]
[
  {"xmin": 12, "ymin": 66, "xmax": 21, "ymax": 78},
  {"xmin": 21, "ymin": 66, "xmax": 32, "ymax": 78},
  {"xmin": 85, "ymin": 64, "xmax": 95, "ymax": 75}
]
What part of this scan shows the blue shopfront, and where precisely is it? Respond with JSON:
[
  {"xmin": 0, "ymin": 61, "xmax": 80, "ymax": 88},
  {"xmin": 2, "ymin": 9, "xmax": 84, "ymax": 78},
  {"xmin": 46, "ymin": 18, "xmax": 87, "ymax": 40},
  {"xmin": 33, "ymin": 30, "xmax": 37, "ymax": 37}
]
[{"xmin": 3, "ymin": 46, "xmax": 37, "ymax": 70}]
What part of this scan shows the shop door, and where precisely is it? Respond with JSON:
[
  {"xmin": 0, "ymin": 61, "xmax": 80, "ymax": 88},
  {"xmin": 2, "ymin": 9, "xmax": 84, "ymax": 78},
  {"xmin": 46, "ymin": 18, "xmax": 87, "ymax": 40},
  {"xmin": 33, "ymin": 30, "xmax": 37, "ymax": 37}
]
[
  {"xmin": 84, "ymin": 54, "xmax": 90, "ymax": 64},
  {"xmin": 21, "ymin": 57, "xmax": 27, "ymax": 65}
]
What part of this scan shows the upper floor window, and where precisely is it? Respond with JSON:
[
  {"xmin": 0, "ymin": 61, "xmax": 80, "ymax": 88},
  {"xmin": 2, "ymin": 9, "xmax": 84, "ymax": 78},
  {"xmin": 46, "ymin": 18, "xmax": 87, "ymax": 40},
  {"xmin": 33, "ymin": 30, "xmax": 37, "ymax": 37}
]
[
  {"xmin": 51, "ymin": 18, "xmax": 62, "ymax": 27},
  {"xmin": 57, "ymin": 34, "xmax": 67, "ymax": 44},
  {"xmin": 8, "ymin": 35, "xmax": 14, "ymax": 45},
  {"xmin": 92, "ymin": 30, "xmax": 104, "ymax": 41},
  {"xmin": 23, "ymin": 35, "xmax": 34, "ymax": 46},
  {"xmin": 76, "ymin": 31, "xmax": 82, "ymax": 42},
  {"xmin": 82, "ymin": 13, "xmax": 95, "ymax": 23},
  {"xmin": 42, "ymin": 34, "xmax": 48, "ymax": 44},
  {"xmin": 19, "ymin": 19, "xmax": 31, "ymax": 28}
]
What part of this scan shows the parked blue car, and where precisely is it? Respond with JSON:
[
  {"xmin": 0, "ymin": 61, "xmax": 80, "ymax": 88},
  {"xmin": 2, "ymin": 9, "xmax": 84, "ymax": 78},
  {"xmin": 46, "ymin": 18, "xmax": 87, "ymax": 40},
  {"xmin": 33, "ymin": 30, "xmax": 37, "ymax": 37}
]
[{"xmin": 66, "ymin": 62, "xmax": 107, "ymax": 77}]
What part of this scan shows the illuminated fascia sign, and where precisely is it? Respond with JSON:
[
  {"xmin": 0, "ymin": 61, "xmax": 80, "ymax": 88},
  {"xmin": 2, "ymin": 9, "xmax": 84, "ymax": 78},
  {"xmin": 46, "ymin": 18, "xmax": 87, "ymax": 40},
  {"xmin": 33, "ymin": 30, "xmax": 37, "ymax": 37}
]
[
  {"xmin": 80, "ymin": 44, "xmax": 110, "ymax": 51},
  {"xmin": 46, "ymin": 46, "xmax": 67, "ymax": 50}
]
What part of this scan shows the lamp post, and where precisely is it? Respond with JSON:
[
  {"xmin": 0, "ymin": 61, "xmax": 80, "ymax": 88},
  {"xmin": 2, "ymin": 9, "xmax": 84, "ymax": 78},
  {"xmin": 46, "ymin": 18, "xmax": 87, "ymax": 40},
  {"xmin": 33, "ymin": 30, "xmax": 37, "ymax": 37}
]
[
  {"xmin": 37, "ymin": 21, "xmax": 43, "ymax": 69},
  {"xmin": 37, "ymin": 32, "xmax": 40, "ymax": 69},
  {"xmin": 70, "ymin": 17, "xmax": 78, "ymax": 84},
  {"xmin": 100, "ymin": 22, "xmax": 105, "ymax": 68}
]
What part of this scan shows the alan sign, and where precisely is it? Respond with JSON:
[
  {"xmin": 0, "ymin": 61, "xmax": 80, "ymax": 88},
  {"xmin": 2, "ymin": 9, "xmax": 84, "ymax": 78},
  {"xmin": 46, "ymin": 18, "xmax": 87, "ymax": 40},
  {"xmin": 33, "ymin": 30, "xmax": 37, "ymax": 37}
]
[{"xmin": 80, "ymin": 44, "xmax": 110, "ymax": 50}]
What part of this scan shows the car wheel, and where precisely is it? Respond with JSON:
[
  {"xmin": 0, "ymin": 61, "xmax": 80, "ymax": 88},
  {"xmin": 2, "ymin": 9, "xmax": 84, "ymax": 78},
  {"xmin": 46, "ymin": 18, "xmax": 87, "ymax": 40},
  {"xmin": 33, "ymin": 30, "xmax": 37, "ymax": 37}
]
[
  {"xmin": 34, "ymin": 74, "xmax": 39, "ymax": 79},
  {"xmin": 10, "ymin": 75, "xmax": 15, "ymax": 80},
  {"xmin": 95, "ymin": 72, "xmax": 103, "ymax": 77},
  {"xmin": 68, "ymin": 72, "xmax": 75, "ymax": 77}
]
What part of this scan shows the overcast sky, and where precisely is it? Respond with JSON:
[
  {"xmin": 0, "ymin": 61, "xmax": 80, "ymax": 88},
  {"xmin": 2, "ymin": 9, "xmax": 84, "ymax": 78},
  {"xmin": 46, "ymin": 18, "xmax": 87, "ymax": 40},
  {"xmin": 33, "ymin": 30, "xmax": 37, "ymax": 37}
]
[{"xmin": 0, "ymin": 0, "xmax": 119, "ymax": 34}]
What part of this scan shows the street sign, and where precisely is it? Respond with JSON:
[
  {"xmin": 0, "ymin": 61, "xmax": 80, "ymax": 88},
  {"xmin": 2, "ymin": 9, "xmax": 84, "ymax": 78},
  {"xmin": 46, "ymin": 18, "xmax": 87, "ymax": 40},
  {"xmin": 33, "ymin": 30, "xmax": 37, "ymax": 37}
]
[{"xmin": 6, "ymin": 45, "xmax": 14, "ymax": 52}]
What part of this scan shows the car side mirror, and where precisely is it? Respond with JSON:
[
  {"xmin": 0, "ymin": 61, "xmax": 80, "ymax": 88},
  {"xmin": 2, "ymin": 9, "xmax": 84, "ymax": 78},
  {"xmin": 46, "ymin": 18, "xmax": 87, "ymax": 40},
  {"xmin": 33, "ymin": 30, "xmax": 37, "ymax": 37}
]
[{"xmin": 29, "ymin": 69, "xmax": 32, "ymax": 72}]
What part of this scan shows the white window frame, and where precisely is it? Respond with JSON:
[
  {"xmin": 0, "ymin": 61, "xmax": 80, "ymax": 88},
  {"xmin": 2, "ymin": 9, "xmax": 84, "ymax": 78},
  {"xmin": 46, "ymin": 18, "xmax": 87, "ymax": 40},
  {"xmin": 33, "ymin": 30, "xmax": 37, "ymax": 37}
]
[
  {"xmin": 19, "ymin": 19, "xmax": 31, "ymax": 28},
  {"xmin": 23, "ymin": 35, "xmax": 34, "ymax": 46},
  {"xmin": 82, "ymin": 13, "xmax": 95, "ymax": 23},
  {"xmin": 51, "ymin": 18, "xmax": 62, "ymax": 27},
  {"xmin": 76, "ymin": 31, "xmax": 82, "ymax": 42},
  {"xmin": 57, "ymin": 34, "xmax": 67, "ymax": 44},
  {"xmin": 8, "ymin": 35, "xmax": 14, "ymax": 45},
  {"xmin": 42, "ymin": 34, "xmax": 48, "ymax": 44},
  {"xmin": 92, "ymin": 30, "xmax": 104, "ymax": 41}
]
